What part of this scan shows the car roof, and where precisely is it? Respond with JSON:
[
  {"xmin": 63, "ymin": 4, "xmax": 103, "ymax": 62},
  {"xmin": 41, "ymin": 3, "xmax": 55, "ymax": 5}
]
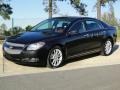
[
  {"xmin": 52, "ymin": 16, "xmax": 98, "ymax": 21},
  {"xmin": 52, "ymin": 17, "xmax": 111, "ymax": 28}
]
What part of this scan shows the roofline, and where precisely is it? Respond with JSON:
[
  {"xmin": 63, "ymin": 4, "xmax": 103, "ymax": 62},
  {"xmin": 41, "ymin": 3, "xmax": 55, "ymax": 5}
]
[{"xmin": 51, "ymin": 16, "xmax": 97, "ymax": 19}]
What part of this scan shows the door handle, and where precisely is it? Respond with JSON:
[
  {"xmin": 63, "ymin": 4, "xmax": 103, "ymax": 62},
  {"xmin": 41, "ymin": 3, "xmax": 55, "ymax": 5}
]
[{"xmin": 83, "ymin": 34, "xmax": 89, "ymax": 37}]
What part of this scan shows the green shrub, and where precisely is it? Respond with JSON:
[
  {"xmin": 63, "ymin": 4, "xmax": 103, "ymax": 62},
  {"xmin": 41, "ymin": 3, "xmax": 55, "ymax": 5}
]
[
  {"xmin": 117, "ymin": 29, "xmax": 120, "ymax": 40},
  {"xmin": 0, "ymin": 35, "xmax": 5, "ymax": 40}
]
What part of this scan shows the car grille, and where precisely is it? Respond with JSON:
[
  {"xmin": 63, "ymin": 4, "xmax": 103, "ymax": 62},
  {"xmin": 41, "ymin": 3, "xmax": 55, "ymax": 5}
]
[
  {"xmin": 4, "ymin": 42, "xmax": 25, "ymax": 55},
  {"xmin": 5, "ymin": 42, "xmax": 25, "ymax": 47}
]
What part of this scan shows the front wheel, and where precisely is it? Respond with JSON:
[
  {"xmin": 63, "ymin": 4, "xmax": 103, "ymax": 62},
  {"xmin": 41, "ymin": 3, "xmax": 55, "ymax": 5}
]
[
  {"xmin": 47, "ymin": 46, "xmax": 64, "ymax": 68},
  {"xmin": 101, "ymin": 39, "xmax": 113, "ymax": 56}
]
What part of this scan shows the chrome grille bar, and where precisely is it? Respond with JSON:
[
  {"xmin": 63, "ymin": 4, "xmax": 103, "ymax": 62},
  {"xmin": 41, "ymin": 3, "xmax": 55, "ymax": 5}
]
[
  {"xmin": 6, "ymin": 42, "xmax": 25, "ymax": 47},
  {"xmin": 4, "ymin": 42, "xmax": 25, "ymax": 54},
  {"xmin": 4, "ymin": 47, "xmax": 22, "ymax": 54}
]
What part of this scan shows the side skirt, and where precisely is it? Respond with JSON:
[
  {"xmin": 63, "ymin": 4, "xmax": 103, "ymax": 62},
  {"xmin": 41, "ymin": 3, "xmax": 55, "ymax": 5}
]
[{"xmin": 67, "ymin": 48, "xmax": 101, "ymax": 60}]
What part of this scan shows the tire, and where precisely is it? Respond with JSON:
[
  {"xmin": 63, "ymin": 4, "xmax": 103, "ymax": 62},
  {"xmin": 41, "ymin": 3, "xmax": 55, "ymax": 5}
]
[
  {"xmin": 47, "ymin": 46, "xmax": 64, "ymax": 68},
  {"xmin": 101, "ymin": 39, "xmax": 113, "ymax": 56}
]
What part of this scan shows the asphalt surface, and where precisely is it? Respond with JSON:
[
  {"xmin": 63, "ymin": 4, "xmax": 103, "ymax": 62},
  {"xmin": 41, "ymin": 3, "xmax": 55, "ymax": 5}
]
[{"xmin": 0, "ymin": 64, "xmax": 120, "ymax": 90}]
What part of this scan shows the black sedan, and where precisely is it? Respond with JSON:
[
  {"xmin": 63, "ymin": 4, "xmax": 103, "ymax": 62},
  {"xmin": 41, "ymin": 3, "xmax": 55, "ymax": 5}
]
[{"xmin": 3, "ymin": 17, "xmax": 117, "ymax": 68}]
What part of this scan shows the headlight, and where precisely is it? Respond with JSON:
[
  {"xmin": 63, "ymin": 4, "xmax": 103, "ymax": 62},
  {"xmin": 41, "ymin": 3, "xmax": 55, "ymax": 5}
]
[{"xmin": 27, "ymin": 42, "xmax": 45, "ymax": 50}]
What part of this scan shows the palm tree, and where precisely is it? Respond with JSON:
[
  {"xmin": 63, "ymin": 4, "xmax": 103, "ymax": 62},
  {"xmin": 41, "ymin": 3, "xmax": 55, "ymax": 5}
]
[
  {"xmin": 43, "ymin": 0, "xmax": 87, "ymax": 18},
  {"xmin": 70, "ymin": 0, "xmax": 87, "ymax": 16},
  {"xmin": 97, "ymin": 0, "xmax": 101, "ymax": 19},
  {"xmin": 48, "ymin": 0, "xmax": 52, "ymax": 18},
  {"xmin": 97, "ymin": 0, "xmax": 117, "ymax": 20},
  {"xmin": 0, "ymin": 0, "xmax": 12, "ymax": 19},
  {"xmin": 43, "ymin": 0, "xmax": 59, "ymax": 19},
  {"xmin": 109, "ymin": 1, "xmax": 115, "ymax": 17}
]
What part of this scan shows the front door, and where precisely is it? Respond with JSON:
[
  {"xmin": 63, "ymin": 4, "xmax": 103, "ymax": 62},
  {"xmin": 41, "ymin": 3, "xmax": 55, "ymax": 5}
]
[{"xmin": 66, "ymin": 21, "xmax": 90, "ymax": 57}]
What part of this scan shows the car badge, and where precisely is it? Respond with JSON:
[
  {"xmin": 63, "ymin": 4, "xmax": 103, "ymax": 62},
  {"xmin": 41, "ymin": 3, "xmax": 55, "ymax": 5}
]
[{"xmin": 9, "ymin": 46, "xmax": 13, "ymax": 49}]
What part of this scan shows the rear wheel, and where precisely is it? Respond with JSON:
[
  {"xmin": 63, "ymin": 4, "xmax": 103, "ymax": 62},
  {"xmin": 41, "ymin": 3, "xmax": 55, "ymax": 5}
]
[
  {"xmin": 47, "ymin": 46, "xmax": 64, "ymax": 68},
  {"xmin": 101, "ymin": 39, "xmax": 113, "ymax": 56}
]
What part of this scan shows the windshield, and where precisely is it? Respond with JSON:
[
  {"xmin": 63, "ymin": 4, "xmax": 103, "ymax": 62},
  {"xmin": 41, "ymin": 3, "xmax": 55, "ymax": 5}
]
[{"xmin": 31, "ymin": 18, "xmax": 72, "ymax": 33}]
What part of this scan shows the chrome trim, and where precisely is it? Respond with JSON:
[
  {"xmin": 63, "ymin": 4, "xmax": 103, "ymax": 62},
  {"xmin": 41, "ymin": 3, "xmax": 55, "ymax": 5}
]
[
  {"xmin": 4, "ymin": 47, "xmax": 22, "ymax": 54},
  {"xmin": 6, "ymin": 42, "xmax": 25, "ymax": 47}
]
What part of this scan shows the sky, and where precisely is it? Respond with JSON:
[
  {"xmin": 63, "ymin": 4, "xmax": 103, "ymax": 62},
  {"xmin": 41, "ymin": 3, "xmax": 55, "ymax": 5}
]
[{"xmin": 0, "ymin": 0, "xmax": 120, "ymax": 28}]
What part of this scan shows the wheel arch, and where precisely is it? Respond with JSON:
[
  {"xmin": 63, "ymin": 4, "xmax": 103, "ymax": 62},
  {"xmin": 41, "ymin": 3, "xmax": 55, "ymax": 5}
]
[
  {"xmin": 104, "ymin": 36, "xmax": 114, "ymax": 46},
  {"xmin": 101, "ymin": 36, "xmax": 114, "ymax": 56},
  {"xmin": 49, "ymin": 44, "xmax": 67, "ymax": 59}
]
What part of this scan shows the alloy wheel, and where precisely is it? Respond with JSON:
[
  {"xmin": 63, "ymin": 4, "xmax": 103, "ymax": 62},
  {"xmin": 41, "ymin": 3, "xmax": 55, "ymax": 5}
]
[
  {"xmin": 48, "ymin": 47, "xmax": 63, "ymax": 68},
  {"xmin": 104, "ymin": 40, "xmax": 112, "ymax": 55}
]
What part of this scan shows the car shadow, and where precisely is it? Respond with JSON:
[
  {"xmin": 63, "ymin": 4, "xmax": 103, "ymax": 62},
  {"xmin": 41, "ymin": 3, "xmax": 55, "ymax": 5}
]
[
  {"xmin": 112, "ymin": 44, "xmax": 119, "ymax": 54},
  {"xmin": 62, "ymin": 44, "xmax": 119, "ymax": 67},
  {"xmin": 15, "ymin": 62, "xmax": 45, "ymax": 68},
  {"xmin": 62, "ymin": 53, "xmax": 100, "ymax": 67}
]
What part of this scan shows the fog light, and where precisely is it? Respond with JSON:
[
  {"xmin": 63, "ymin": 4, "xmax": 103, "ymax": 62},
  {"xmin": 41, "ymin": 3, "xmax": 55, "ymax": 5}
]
[{"xmin": 22, "ymin": 58, "xmax": 39, "ymax": 62}]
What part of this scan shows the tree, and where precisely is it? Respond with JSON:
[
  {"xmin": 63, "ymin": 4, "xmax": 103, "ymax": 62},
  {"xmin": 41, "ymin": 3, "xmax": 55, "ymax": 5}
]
[
  {"xmin": 0, "ymin": 23, "xmax": 7, "ymax": 35},
  {"xmin": 9, "ymin": 27, "xmax": 24, "ymax": 35},
  {"xmin": 96, "ymin": 0, "xmax": 117, "ymax": 20},
  {"xmin": 102, "ymin": 12, "xmax": 118, "ymax": 26},
  {"xmin": 4, "ymin": 30, "xmax": 11, "ymax": 36},
  {"xmin": 70, "ymin": 0, "xmax": 87, "ymax": 16},
  {"xmin": 108, "ymin": 1, "xmax": 115, "ymax": 18},
  {"xmin": 43, "ymin": 0, "xmax": 60, "ymax": 18},
  {"xmin": 0, "ymin": 23, "xmax": 10, "ymax": 37},
  {"xmin": 43, "ymin": 0, "xmax": 87, "ymax": 18},
  {"xmin": 25, "ymin": 25, "xmax": 33, "ymax": 31},
  {"xmin": 0, "ymin": 0, "xmax": 12, "ymax": 19},
  {"xmin": 102, "ymin": 13, "xmax": 117, "ymax": 26}
]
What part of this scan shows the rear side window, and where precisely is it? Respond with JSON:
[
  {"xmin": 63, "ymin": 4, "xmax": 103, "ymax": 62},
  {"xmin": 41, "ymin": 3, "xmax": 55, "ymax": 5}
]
[
  {"xmin": 85, "ymin": 20, "xmax": 101, "ymax": 31},
  {"xmin": 70, "ymin": 21, "xmax": 85, "ymax": 33},
  {"xmin": 100, "ymin": 21, "xmax": 110, "ymax": 28}
]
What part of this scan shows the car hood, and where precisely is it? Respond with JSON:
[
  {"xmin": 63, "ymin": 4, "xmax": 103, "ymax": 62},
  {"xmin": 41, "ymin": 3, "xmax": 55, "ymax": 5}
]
[{"xmin": 7, "ymin": 31, "xmax": 60, "ymax": 44}]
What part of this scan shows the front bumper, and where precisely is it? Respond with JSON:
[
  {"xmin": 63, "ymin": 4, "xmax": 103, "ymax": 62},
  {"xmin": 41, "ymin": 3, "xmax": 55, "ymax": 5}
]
[
  {"xmin": 3, "ymin": 47, "xmax": 49, "ymax": 64},
  {"xmin": 4, "ymin": 51, "xmax": 37, "ymax": 63}
]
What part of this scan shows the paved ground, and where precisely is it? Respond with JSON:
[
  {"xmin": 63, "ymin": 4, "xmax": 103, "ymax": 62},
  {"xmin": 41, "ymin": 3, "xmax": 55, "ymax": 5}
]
[
  {"xmin": 0, "ymin": 64, "xmax": 120, "ymax": 90},
  {"xmin": 0, "ymin": 42, "xmax": 120, "ymax": 77}
]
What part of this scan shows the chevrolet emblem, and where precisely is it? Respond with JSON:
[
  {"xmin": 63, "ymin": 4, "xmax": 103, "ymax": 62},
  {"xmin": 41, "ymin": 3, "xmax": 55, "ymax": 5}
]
[{"xmin": 9, "ymin": 46, "xmax": 13, "ymax": 49}]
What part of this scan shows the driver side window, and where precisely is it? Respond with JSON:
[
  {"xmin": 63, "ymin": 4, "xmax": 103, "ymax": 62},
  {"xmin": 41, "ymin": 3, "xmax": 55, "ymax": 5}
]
[{"xmin": 70, "ymin": 21, "xmax": 85, "ymax": 34}]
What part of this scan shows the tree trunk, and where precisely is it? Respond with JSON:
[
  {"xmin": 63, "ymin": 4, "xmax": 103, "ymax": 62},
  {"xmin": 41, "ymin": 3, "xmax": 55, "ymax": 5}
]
[
  {"xmin": 97, "ymin": 0, "xmax": 101, "ymax": 20},
  {"xmin": 11, "ymin": 18, "xmax": 14, "ymax": 35},
  {"xmin": 109, "ymin": 1, "xmax": 115, "ymax": 17},
  {"xmin": 49, "ymin": 0, "xmax": 52, "ymax": 19}
]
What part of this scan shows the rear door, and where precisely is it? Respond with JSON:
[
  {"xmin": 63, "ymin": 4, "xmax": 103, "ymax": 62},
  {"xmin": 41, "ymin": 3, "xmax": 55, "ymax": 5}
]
[{"xmin": 83, "ymin": 19, "xmax": 105, "ymax": 51}]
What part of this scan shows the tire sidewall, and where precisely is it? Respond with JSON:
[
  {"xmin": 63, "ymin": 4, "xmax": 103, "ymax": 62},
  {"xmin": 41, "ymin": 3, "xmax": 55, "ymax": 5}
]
[
  {"xmin": 102, "ymin": 39, "xmax": 113, "ymax": 56},
  {"xmin": 47, "ymin": 46, "xmax": 64, "ymax": 68}
]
